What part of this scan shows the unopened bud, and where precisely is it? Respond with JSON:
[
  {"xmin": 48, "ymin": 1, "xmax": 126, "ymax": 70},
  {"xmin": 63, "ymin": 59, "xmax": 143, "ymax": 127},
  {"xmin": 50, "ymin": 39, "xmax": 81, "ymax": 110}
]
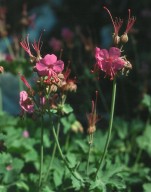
[
  {"xmin": 62, "ymin": 81, "xmax": 77, "ymax": 92},
  {"xmin": 120, "ymin": 33, "xmax": 128, "ymax": 43},
  {"xmin": 113, "ymin": 34, "xmax": 120, "ymax": 45},
  {"xmin": 50, "ymin": 84, "xmax": 57, "ymax": 92},
  {"xmin": 46, "ymin": 86, "xmax": 50, "ymax": 94},
  {"xmin": 88, "ymin": 126, "xmax": 96, "ymax": 134}
]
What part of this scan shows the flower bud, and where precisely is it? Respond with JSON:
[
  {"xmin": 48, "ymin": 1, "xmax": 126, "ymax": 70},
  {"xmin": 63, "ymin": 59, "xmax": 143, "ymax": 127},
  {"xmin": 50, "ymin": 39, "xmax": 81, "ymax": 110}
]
[
  {"xmin": 120, "ymin": 33, "xmax": 128, "ymax": 43},
  {"xmin": 50, "ymin": 84, "xmax": 58, "ymax": 93},
  {"xmin": 113, "ymin": 34, "xmax": 120, "ymax": 45},
  {"xmin": 88, "ymin": 125, "xmax": 96, "ymax": 134},
  {"xmin": 62, "ymin": 81, "xmax": 77, "ymax": 92}
]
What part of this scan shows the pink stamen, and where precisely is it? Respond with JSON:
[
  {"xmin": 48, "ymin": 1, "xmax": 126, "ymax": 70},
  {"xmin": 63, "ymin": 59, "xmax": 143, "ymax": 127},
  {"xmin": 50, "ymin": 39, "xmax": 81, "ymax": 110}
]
[
  {"xmin": 20, "ymin": 35, "xmax": 33, "ymax": 57},
  {"xmin": 32, "ymin": 30, "xmax": 44, "ymax": 54},
  {"xmin": 125, "ymin": 9, "xmax": 136, "ymax": 34},
  {"xmin": 104, "ymin": 6, "xmax": 123, "ymax": 36}
]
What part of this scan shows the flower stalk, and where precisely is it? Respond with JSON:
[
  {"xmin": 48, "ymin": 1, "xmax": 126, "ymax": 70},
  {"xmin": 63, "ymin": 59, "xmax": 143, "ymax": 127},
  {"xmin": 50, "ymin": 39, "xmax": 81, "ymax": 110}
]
[
  {"xmin": 95, "ymin": 77, "xmax": 117, "ymax": 179},
  {"xmin": 44, "ymin": 121, "xmax": 60, "ymax": 183},
  {"xmin": 52, "ymin": 123, "xmax": 82, "ymax": 182},
  {"xmin": 38, "ymin": 115, "xmax": 44, "ymax": 191},
  {"xmin": 86, "ymin": 140, "xmax": 92, "ymax": 176}
]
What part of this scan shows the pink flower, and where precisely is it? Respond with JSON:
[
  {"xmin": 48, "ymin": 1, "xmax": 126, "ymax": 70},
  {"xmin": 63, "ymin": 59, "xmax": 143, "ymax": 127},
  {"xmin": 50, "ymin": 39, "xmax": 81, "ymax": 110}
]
[
  {"xmin": 6, "ymin": 165, "xmax": 12, "ymax": 171},
  {"xmin": 49, "ymin": 38, "xmax": 62, "ymax": 52},
  {"xmin": 61, "ymin": 28, "xmax": 74, "ymax": 42},
  {"xmin": 19, "ymin": 91, "xmax": 34, "ymax": 113},
  {"xmin": 22, "ymin": 130, "xmax": 29, "ymax": 138},
  {"xmin": 35, "ymin": 54, "xmax": 64, "ymax": 77},
  {"xmin": 95, "ymin": 47, "xmax": 126, "ymax": 80}
]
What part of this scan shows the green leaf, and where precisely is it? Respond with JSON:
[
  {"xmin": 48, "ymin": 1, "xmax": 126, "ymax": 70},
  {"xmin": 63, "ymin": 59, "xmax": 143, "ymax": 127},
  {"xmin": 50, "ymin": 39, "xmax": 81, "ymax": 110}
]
[
  {"xmin": 43, "ymin": 133, "xmax": 51, "ymax": 148},
  {"xmin": 143, "ymin": 183, "xmax": 151, "ymax": 192},
  {"xmin": 141, "ymin": 94, "xmax": 151, "ymax": 109},
  {"xmin": 0, "ymin": 186, "xmax": 7, "ymax": 192},
  {"xmin": 12, "ymin": 158, "xmax": 24, "ymax": 172},
  {"xmin": 71, "ymin": 176, "xmax": 83, "ymax": 191},
  {"xmin": 74, "ymin": 139, "xmax": 88, "ymax": 153},
  {"xmin": 137, "ymin": 125, "xmax": 151, "ymax": 156},
  {"xmin": 53, "ymin": 171, "xmax": 63, "ymax": 187},
  {"xmin": 16, "ymin": 180, "xmax": 29, "ymax": 191},
  {"xmin": 42, "ymin": 186, "xmax": 55, "ymax": 192},
  {"xmin": 66, "ymin": 152, "xmax": 77, "ymax": 167},
  {"xmin": 52, "ymin": 158, "xmax": 65, "ymax": 187},
  {"xmin": 62, "ymin": 104, "xmax": 73, "ymax": 114},
  {"xmin": 89, "ymin": 179, "xmax": 106, "ymax": 191},
  {"xmin": 24, "ymin": 148, "xmax": 38, "ymax": 162},
  {"xmin": 61, "ymin": 113, "xmax": 76, "ymax": 134}
]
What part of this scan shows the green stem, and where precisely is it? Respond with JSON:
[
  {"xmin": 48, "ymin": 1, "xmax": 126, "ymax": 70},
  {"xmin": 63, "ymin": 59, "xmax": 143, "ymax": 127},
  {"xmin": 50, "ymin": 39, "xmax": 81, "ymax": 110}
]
[
  {"xmin": 38, "ymin": 115, "xmax": 44, "ymax": 191},
  {"xmin": 86, "ymin": 139, "xmax": 92, "ymax": 176},
  {"xmin": 44, "ymin": 122, "xmax": 60, "ymax": 182},
  {"xmin": 0, "ymin": 79, "xmax": 2, "ymax": 112},
  {"xmin": 52, "ymin": 125, "xmax": 81, "ymax": 181},
  {"xmin": 65, "ymin": 132, "xmax": 70, "ymax": 151},
  {"xmin": 95, "ymin": 78, "xmax": 117, "ymax": 179}
]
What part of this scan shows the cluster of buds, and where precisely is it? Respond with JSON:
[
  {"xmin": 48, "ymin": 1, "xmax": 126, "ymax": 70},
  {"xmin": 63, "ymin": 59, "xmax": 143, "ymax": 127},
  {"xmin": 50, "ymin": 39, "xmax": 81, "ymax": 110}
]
[
  {"xmin": 19, "ymin": 35, "xmax": 77, "ymax": 116},
  {"xmin": 104, "ymin": 7, "xmax": 136, "ymax": 45}
]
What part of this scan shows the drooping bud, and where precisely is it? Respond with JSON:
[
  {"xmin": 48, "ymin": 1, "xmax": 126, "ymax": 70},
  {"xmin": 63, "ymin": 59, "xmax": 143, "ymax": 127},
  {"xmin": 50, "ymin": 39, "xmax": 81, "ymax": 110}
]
[
  {"xmin": 120, "ymin": 33, "xmax": 128, "ymax": 43},
  {"xmin": 113, "ymin": 34, "xmax": 120, "ymax": 45}
]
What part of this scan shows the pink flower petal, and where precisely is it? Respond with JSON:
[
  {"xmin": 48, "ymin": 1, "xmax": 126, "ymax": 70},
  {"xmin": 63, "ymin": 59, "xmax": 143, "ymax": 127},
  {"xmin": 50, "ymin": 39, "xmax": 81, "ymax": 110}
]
[
  {"xmin": 113, "ymin": 58, "xmax": 126, "ymax": 70},
  {"xmin": 20, "ymin": 91, "xmax": 28, "ymax": 102},
  {"xmin": 109, "ymin": 47, "xmax": 121, "ymax": 58},
  {"xmin": 53, "ymin": 60, "xmax": 64, "ymax": 73},
  {"xmin": 98, "ymin": 49, "xmax": 109, "ymax": 60},
  {"xmin": 35, "ymin": 62, "xmax": 49, "ymax": 76},
  {"xmin": 19, "ymin": 91, "xmax": 34, "ymax": 113},
  {"xmin": 43, "ymin": 54, "xmax": 57, "ymax": 66}
]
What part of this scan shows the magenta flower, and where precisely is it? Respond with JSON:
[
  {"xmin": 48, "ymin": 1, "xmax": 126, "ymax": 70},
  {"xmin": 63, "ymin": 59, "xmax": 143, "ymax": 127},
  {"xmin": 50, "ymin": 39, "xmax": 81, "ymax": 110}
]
[
  {"xmin": 35, "ymin": 54, "xmax": 64, "ymax": 77},
  {"xmin": 61, "ymin": 28, "xmax": 74, "ymax": 42},
  {"xmin": 19, "ymin": 91, "xmax": 34, "ymax": 113},
  {"xmin": 95, "ymin": 47, "xmax": 126, "ymax": 80},
  {"xmin": 49, "ymin": 37, "xmax": 62, "ymax": 52},
  {"xmin": 22, "ymin": 130, "xmax": 29, "ymax": 138}
]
